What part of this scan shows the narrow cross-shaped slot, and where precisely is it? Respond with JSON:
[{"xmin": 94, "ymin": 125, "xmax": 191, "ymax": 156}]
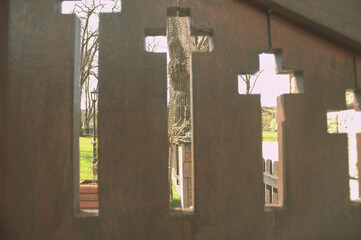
[
  {"xmin": 327, "ymin": 90, "xmax": 361, "ymax": 201},
  {"xmin": 62, "ymin": 0, "xmax": 121, "ymax": 213},
  {"xmin": 146, "ymin": 11, "xmax": 213, "ymax": 210},
  {"xmin": 238, "ymin": 53, "xmax": 304, "ymax": 206}
]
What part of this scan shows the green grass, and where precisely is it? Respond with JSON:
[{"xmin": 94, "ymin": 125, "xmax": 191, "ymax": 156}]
[
  {"xmin": 80, "ymin": 137, "xmax": 96, "ymax": 181},
  {"xmin": 263, "ymin": 131, "xmax": 277, "ymax": 142},
  {"xmin": 170, "ymin": 183, "xmax": 181, "ymax": 208}
]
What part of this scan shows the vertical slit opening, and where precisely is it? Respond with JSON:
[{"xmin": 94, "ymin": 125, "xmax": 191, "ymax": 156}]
[
  {"xmin": 62, "ymin": 0, "xmax": 121, "ymax": 214},
  {"xmin": 238, "ymin": 53, "xmax": 303, "ymax": 207},
  {"xmin": 146, "ymin": 12, "xmax": 213, "ymax": 211}
]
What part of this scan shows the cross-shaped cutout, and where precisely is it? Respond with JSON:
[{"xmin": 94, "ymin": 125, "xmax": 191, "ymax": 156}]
[
  {"xmin": 238, "ymin": 53, "xmax": 304, "ymax": 205},
  {"xmin": 327, "ymin": 90, "xmax": 361, "ymax": 201},
  {"xmin": 145, "ymin": 8, "xmax": 213, "ymax": 210}
]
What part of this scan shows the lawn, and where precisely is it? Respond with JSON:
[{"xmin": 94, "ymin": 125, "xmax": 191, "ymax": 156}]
[
  {"xmin": 263, "ymin": 131, "xmax": 277, "ymax": 142},
  {"xmin": 170, "ymin": 184, "xmax": 181, "ymax": 208},
  {"xmin": 80, "ymin": 137, "xmax": 96, "ymax": 180}
]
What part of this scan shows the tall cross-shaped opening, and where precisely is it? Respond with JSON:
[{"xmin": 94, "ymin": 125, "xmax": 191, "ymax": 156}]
[
  {"xmin": 238, "ymin": 53, "xmax": 304, "ymax": 206},
  {"xmin": 327, "ymin": 90, "xmax": 361, "ymax": 201},
  {"xmin": 61, "ymin": 0, "xmax": 121, "ymax": 213},
  {"xmin": 146, "ymin": 8, "xmax": 213, "ymax": 210}
]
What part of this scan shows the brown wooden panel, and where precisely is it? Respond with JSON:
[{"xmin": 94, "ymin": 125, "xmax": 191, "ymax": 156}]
[
  {"xmin": 270, "ymin": 15, "xmax": 357, "ymax": 239},
  {"xmin": 243, "ymin": 0, "xmax": 361, "ymax": 53},
  {"xmin": 85, "ymin": 217, "xmax": 101, "ymax": 240},
  {"xmin": 99, "ymin": 0, "xmax": 269, "ymax": 239},
  {"xmin": 357, "ymin": 55, "xmax": 361, "ymax": 91},
  {"xmin": 179, "ymin": 1, "xmax": 268, "ymax": 239},
  {"xmin": 264, "ymin": 209, "xmax": 276, "ymax": 240},
  {"xmin": 2, "ymin": 1, "xmax": 85, "ymax": 238},
  {"xmin": 0, "ymin": 1, "xmax": 9, "ymax": 239},
  {"xmin": 184, "ymin": 0, "xmax": 269, "ymax": 74},
  {"xmin": 99, "ymin": 1, "xmax": 169, "ymax": 238}
]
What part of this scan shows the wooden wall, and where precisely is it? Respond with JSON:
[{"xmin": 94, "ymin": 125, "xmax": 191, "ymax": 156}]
[
  {"xmin": 270, "ymin": 15, "xmax": 356, "ymax": 239},
  {"xmin": 245, "ymin": 0, "xmax": 361, "ymax": 53},
  {"xmin": 98, "ymin": 0, "xmax": 169, "ymax": 238},
  {"xmin": 1, "ymin": 0, "xmax": 361, "ymax": 239},
  {"xmin": 1, "ymin": 1, "xmax": 86, "ymax": 239},
  {"xmin": 357, "ymin": 55, "xmax": 361, "ymax": 90},
  {"xmin": 0, "ymin": 1, "xmax": 9, "ymax": 239}
]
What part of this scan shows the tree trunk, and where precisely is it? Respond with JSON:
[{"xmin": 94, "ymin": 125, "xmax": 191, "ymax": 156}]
[
  {"xmin": 167, "ymin": 17, "xmax": 211, "ymax": 143},
  {"xmin": 167, "ymin": 17, "xmax": 192, "ymax": 143}
]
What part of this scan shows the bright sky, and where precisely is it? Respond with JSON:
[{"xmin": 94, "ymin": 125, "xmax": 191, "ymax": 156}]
[
  {"xmin": 62, "ymin": 0, "xmax": 121, "ymax": 15},
  {"xmin": 62, "ymin": 0, "xmax": 121, "ymax": 109},
  {"xmin": 145, "ymin": 38, "xmax": 290, "ymax": 107},
  {"xmin": 63, "ymin": 2, "xmax": 289, "ymax": 108},
  {"xmin": 239, "ymin": 53, "xmax": 290, "ymax": 107}
]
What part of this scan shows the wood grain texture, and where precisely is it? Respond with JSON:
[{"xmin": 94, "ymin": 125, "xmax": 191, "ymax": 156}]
[
  {"xmin": 0, "ymin": 1, "xmax": 9, "ymax": 239},
  {"xmin": 357, "ymin": 55, "xmax": 361, "ymax": 91},
  {"xmin": 243, "ymin": 0, "xmax": 361, "ymax": 53},
  {"xmin": 98, "ymin": 1, "xmax": 169, "ymax": 238},
  {"xmin": 2, "ymin": 0, "xmax": 361, "ymax": 239},
  {"xmin": 180, "ymin": 1, "xmax": 268, "ymax": 239},
  {"xmin": 270, "ymin": 15, "xmax": 358, "ymax": 239},
  {"xmin": 1, "ymin": 1, "xmax": 85, "ymax": 239},
  {"xmin": 86, "ymin": 217, "xmax": 101, "ymax": 240},
  {"xmin": 99, "ymin": 0, "xmax": 268, "ymax": 238}
]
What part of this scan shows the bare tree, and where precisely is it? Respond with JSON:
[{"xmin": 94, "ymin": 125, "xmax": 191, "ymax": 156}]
[
  {"xmin": 71, "ymin": 0, "xmax": 120, "ymax": 135},
  {"xmin": 145, "ymin": 36, "xmax": 162, "ymax": 53},
  {"xmin": 239, "ymin": 70, "xmax": 264, "ymax": 95}
]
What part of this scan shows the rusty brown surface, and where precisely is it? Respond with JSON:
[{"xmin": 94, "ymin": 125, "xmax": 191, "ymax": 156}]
[
  {"xmin": 243, "ymin": 0, "xmax": 361, "ymax": 53},
  {"xmin": 270, "ymin": 15, "xmax": 358, "ymax": 239},
  {"xmin": 1, "ymin": 1, "xmax": 85, "ymax": 239},
  {"xmin": 357, "ymin": 55, "xmax": 361, "ymax": 91},
  {"xmin": 98, "ymin": 2, "xmax": 169, "ymax": 239},
  {"xmin": 1, "ymin": 0, "xmax": 361, "ymax": 239},
  {"xmin": 0, "ymin": 1, "xmax": 9, "ymax": 239},
  {"xmin": 99, "ymin": 0, "xmax": 269, "ymax": 238},
  {"xmin": 181, "ymin": 1, "xmax": 268, "ymax": 239}
]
